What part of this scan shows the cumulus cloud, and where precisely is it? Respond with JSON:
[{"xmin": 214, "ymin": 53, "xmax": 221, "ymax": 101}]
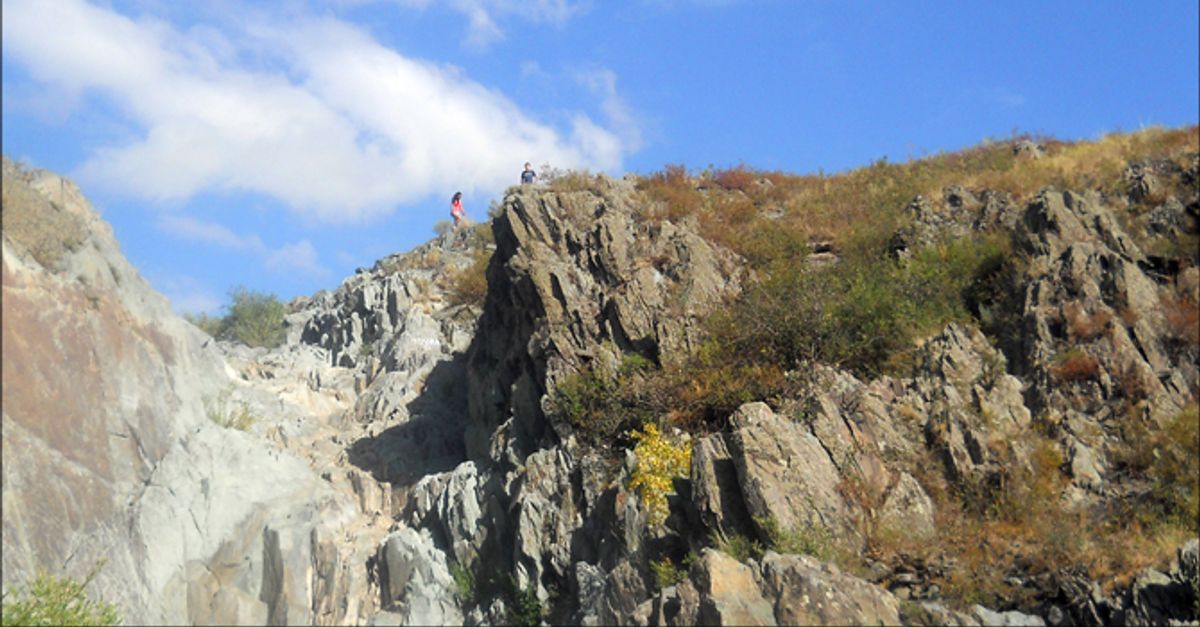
[
  {"xmin": 576, "ymin": 68, "xmax": 644, "ymax": 153},
  {"xmin": 156, "ymin": 214, "xmax": 328, "ymax": 277},
  {"xmin": 2, "ymin": 0, "xmax": 629, "ymax": 223},
  {"xmin": 158, "ymin": 214, "xmax": 265, "ymax": 252},
  {"xmin": 264, "ymin": 240, "xmax": 326, "ymax": 277}
]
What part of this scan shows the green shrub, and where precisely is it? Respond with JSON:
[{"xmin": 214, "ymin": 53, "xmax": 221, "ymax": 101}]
[
  {"xmin": 187, "ymin": 287, "xmax": 287, "ymax": 348},
  {"xmin": 1117, "ymin": 404, "xmax": 1200, "ymax": 531},
  {"xmin": 702, "ymin": 233, "xmax": 1011, "ymax": 381},
  {"xmin": 649, "ymin": 556, "xmax": 691, "ymax": 590},
  {"xmin": 756, "ymin": 515, "xmax": 835, "ymax": 562},
  {"xmin": 1, "ymin": 567, "xmax": 120, "ymax": 626},
  {"xmin": 547, "ymin": 353, "xmax": 662, "ymax": 444},
  {"xmin": 450, "ymin": 563, "xmax": 478, "ymax": 605},
  {"xmin": 505, "ymin": 581, "xmax": 541, "ymax": 627},
  {"xmin": 222, "ymin": 286, "xmax": 286, "ymax": 348},
  {"xmin": 709, "ymin": 529, "xmax": 763, "ymax": 563},
  {"xmin": 205, "ymin": 390, "xmax": 257, "ymax": 431},
  {"xmin": 182, "ymin": 311, "xmax": 224, "ymax": 338}
]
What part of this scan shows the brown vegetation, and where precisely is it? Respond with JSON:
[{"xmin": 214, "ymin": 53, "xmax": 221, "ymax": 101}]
[
  {"xmin": 1063, "ymin": 301, "xmax": 1113, "ymax": 341},
  {"xmin": 547, "ymin": 126, "xmax": 1199, "ymax": 611},
  {"xmin": 447, "ymin": 248, "xmax": 491, "ymax": 308},
  {"xmin": 1050, "ymin": 348, "xmax": 1103, "ymax": 383}
]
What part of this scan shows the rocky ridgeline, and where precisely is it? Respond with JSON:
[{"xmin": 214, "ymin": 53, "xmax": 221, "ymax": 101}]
[{"xmin": 3, "ymin": 151, "xmax": 1198, "ymax": 626}]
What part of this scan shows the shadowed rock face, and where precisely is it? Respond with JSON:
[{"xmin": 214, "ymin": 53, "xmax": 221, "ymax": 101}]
[{"xmin": 464, "ymin": 175, "xmax": 744, "ymax": 461}]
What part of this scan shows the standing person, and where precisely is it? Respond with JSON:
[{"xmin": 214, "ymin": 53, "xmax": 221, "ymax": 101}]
[
  {"xmin": 451, "ymin": 191, "xmax": 466, "ymax": 227},
  {"xmin": 520, "ymin": 162, "xmax": 537, "ymax": 184}
]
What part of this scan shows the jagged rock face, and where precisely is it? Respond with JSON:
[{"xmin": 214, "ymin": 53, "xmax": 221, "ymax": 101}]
[
  {"xmin": 725, "ymin": 403, "xmax": 857, "ymax": 542},
  {"xmin": 989, "ymin": 188, "xmax": 1198, "ymax": 501},
  {"xmin": 298, "ymin": 236, "xmax": 478, "ymax": 373},
  {"xmin": 377, "ymin": 527, "xmax": 463, "ymax": 625},
  {"xmin": 465, "ymin": 176, "xmax": 744, "ymax": 460},
  {"xmin": 1, "ymin": 158, "xmax": 367, "ymax": 625},
  {"xmin": 889, "ymin": 186, "xmax": 1020, "ymax": 261},
  {"xmin": 649, "ymin": 550, "xmax": 904, "ymax": 626},
  {"xmin": 1009, "ymin": 188, "xmax": 1196, "ymax": 417}
]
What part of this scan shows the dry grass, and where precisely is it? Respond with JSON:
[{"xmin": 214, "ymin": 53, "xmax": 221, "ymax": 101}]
[
  {"xmin": 884, "ymin": 429, "xmax": 1192, "ymax": 609},
  {"xmin": 447, "ymin": 248, "xmax": 491, "ymax": 307},
  {"xmin": 634, "ymin": 126, "xmax": 1198, "ymax": 274},
  {"xmin": 710, "ymin": 165, "xmax": 758, "ymax": 192},
  {"xmin": 636, "ymin": 164, "xmax": 703, "ymax": 223},
  {"xmin": 1063, "ymin": 301, "xmax": 1113, "ymax": 342},
  {"xmin": 1, "ymin": 160, "xmax": 88, "ymax": 270},
  {"xmin": 1162, "ymin": 292, "xmax": 1200, "ymax": 348},
  {"xmin": 964, "ymin": 126, "xmax": 1199, "ymax": 200},
  {"xmin": 1050, "ymin": 348, "xmax": 1102, "ymax": 383}
]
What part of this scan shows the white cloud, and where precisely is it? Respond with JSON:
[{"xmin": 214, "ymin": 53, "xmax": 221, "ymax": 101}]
[
  {"xmin": 3, "ymin": 0, "xmax": 629, "ymax": 223},
  {"xmin": 156, "ymin": 214, "xmax": 328, "ymax": 277},
  {"xmin": 576, "ymin": 68, "xmax": 643, "ymax": 153},
  {"xmin": 152, "ymin": 273, "xmax": 223, "ymax": 315},
  {"xmin": 392, "ymin": 0, "xmax": 586, "ymax": 48},
  {"xmin": 265, "ymin": 240, "xmax": 325, "ymax": 277},
  {"xmin": 158, "ymin": 214, "xmax": 265, "ymax": 252}
]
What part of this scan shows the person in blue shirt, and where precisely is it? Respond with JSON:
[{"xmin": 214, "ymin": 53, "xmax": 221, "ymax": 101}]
[{"xmin": 521, "ymin": 162, "xmax": 537, "ymax": 184}]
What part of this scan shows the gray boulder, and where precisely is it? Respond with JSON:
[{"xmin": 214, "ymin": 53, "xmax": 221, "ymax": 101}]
[{"xmin": 379, "ymin": 527, "xmax": 463, "ymax": 625}]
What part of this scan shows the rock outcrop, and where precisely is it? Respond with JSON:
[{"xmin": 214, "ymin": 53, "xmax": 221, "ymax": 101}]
[
  {"xmin": 2, "ymin": 158, "xmax": 369, "ymax": 625},
  {"xmin": 465, "ymin": 176, "xmax": 744, "ymax": 459}
]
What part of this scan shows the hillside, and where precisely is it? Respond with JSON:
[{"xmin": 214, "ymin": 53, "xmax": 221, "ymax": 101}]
[{"xmin": 2, "ymin": 126, "xmax": 1198, "ymax": 626}]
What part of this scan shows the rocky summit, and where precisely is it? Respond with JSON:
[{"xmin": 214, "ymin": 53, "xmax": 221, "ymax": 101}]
[{"xmin": 3, "ymin": 128, "xmax": 1199, "ymax": 627}]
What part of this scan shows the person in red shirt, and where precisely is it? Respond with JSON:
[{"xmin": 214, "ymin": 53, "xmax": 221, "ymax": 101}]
[{"xmin": 451, "ymin": 191, "xmax": 466, "ymax": 227}]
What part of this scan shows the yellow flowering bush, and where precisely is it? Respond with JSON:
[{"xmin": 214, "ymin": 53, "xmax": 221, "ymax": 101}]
[{"xmin": 629, "ymin": 424, "xmax": 692, "ymax": 527}]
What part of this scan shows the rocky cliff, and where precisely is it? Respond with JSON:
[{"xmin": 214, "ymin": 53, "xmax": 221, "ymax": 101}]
[
  {"xmin": 1, "ymin": 157, "xmax": 383, "ymax": 624},
  {"xmin": 3, "ymin": 132, "xmax": 1198, "ymax": 626}
]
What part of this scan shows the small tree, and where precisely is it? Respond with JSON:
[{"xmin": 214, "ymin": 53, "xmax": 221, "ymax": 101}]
[
  {"xmin": 1, "ymin": 566, "xmax": 120, "ymax": 626},
  {"xmin": 220, "ymin": 286, "xmax": 286, "ymax": 348}
]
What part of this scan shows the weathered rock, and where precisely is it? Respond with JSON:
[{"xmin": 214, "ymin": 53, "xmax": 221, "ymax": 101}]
[
  {"xmin": 1, "ymin": 160, "xmax": 371, "ymax": 625},
  {"xmin": 693, "ymin": 549, "xmax": 775, "ymax": 626},
  {"xmin": 971, "ymin": 604, "xmax": 1046, "ymax": 626},
  {"xmin": 877, "ymin": 472, "xmax": 936, "ymax": 539},
  {"xmin": 572, "ymin": 561, "xmax": 609, "ymax": 626},
  {"xmin": 759, "ymin": 552, "xmax": 903, "ymax": 626},
  {"xmin": 905, "ymin": 324, "xmax": 1033, "ymax": 488},
  {"xmin": 464, "ymin": 176, "xmax": 744, "ymax": 460},
  {"xmin": 690, "ymin": 432, "xmax": 755, "ymax": 539},
  {"xmin": 380, "ymin": 527, "xmax": 463, "ymax": 626},
  {"xmin": 726, "ymin": 402, "xmax": 856, "ymax": 541},
  {"xmin": 598, "ymin": 559, "xmax": 651, "ymax": 626},
  {"xmin": 1013, "ymin": 139, "xmax": 1046, "ymax": 159},
  {"xmin": 651, "ymin": 580, "xmax": 701, "ymax": 626},
  {"xmin": 300, "ymin": 234, "xmax": 479, "ymax": 374},
  {"xmin": 400, "ymin": 461, "xmax": 487, "ymax": 568},
  {"xmin": 511, "ymin": 447, "xmax": 584, "ymax": 601}
]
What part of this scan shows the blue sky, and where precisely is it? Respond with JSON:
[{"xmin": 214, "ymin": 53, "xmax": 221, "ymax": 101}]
[{"xmin": 3, "ymin": 0, "xmax": 1198, "ymax": 314}]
